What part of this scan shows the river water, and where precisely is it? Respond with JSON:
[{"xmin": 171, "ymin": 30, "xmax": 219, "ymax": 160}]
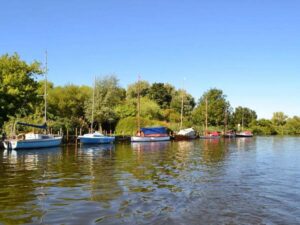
[{"xmin": 0, "ymin": 137, "xmax": 300, "ymax": 224}]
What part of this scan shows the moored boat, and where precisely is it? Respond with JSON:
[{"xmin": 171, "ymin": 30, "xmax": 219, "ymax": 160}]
[
  {"xmin": 78, "ymin": 132, "xmax": 115, "ymax": 144},
  {"xmin": 174, "ymin": 128, "xmax": 197, "ymax": 140},
  {"xmin": 236, "ymin": 131, "xmax": 253, "ymax": 137},
  {"xmin": 131, "ymin": 127, "xmax": 170, "ymax": 142},
  {"xmin": 223, "ymin": 130, "xmax": 236, "ymax": 138},
  {"xmin": 199, "ymin": 131, "xmax": 221, "ymax": 139},
  {"xmin": 4, "ymin": 133, "xmax": 62, "ymax": 150}
]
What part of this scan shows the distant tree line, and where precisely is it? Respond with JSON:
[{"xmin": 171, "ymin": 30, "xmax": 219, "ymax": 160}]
[{"xmin": 1, "ymin": 53, "xmax": 300, "ymax": 136}]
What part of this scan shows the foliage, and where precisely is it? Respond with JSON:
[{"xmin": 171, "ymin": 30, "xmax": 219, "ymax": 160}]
[
  {"xmin": 148, "ymin": 83, "xmax": 173, "ymax": 109},
  {"xmin": 170, "ymin": 89, "xmax": 195, "ymax": 117},
  {"xmin": 0, "ymin": 53, "xmax": 43, "ymax": 126},
  {"xmin": 285, "ymin": 116, "xmax": 300, "ymax": 135},
  {"xmin": 250, "ymin": 119, "xmax": 277, "ymax": 135},
  {"xmin": 84, "ymin": 75, "xmax": 125, "ymax": 130},
  {"xmin": 272, "ymin": 112, "xmax": 288, "ymax": 126},
  {"xmin": 47, "ymin": 84, "xmax": 92, "ymax": 119},
  {"xmin": 192, "ymin": 88, "xmax": 230, "ymax": 127},
  {"xmin": 232, "ymin": 106, "xmax": 257, "ymax": 129},
  {"xmin": 126, "ymin": 80, "xmax": 150, "ymax": 99}
]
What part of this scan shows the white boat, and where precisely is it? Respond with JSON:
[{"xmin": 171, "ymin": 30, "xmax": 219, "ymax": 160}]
[
  {"xmin": 4, "ymin": 52, "xmax": 62, "ymax": 150},
  {"xmin": 78, "ymin": 77, "xmax": 115, "ymax": 145},
  {"xmin": 131, "ymin": 127, "xmax": 170, "ymax": 142},
  {"xmin": 131, "ymin": 136, "xmax": 170, "ymax": 142},
  {"xmin": 78, "ymin": 132, "xmax": 115, "ymax": 144},
  {"xmin": 4, "ymin": 133, "xmax": 62, "ymax": 150},
  {"xmin": 236, "ymin": 131, "xmax": 253, "ymax": 137}
]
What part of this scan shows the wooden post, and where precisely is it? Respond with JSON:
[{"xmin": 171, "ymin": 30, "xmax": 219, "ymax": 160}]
[
  {"xmin": 75, "ymin": 128, "xmax": 78, "ymax": 144},
  {"xmin": 66, "ymin": 128, "xmax": 69, "ymax": 143},
  {"xmin": 60, "ymin": 128, "xmax": 62, "ymax": 136},
  {"xmin": 80, "ymin": 128, "xmax": 82, "ymax": 136}
]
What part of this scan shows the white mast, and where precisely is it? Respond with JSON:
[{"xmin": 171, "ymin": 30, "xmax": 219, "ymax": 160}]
[
  {"xmin": 44, "ymin": 51, "xmax": 48, "ymax": 124},
  {"xmin": 137, "ymin": 75, "xmax": 141, "ymax": 132},
  {"xmin": 91, "ymin": 77, "xmax": 96, "ymax": 133},
  {"xmin": 180, "ymin": 78, "xmax": 186, "ymax": 130}
]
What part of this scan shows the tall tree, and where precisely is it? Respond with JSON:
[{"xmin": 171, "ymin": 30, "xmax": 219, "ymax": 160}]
[
  {"xmin": 192, "ymin": 88, "xmax": 230, "ymax": 127},
  {"xmin": 0, "ymin": 53, "xmax": 43, "ymax": 126},
  {"xmin": 272, "ymin": 112, "xmax": 288, "ymax": 126},
  {"xmin": 85, "ymin": 75, "xmax": 125, "ymax": 130},
  {"xmin": 148, "ymin": 83, "xmax": 173, "ymax": 109},
  {"xmin": 126, "ymin": 80, "xmax": 150, "ymax": 99},
  {"xmin": 232, "ymin": 106, "xmax": 257, "ymax": 129},
  {"xmin": 170, "ymin": 89, "xmax": 195, "ymax": 119}
]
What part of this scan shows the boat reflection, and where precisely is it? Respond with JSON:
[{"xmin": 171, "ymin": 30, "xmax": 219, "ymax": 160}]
[{"xmin": 131, "ymin": 141, "xmax": 171, "ymax": 152}]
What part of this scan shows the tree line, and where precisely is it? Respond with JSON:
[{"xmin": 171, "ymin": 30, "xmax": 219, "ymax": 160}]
[{"xmin": 1, "ymin": 53, "xmax": 300, "ymax": 136}]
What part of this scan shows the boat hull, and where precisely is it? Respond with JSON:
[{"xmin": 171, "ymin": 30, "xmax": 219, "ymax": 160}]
[
  {"xmin": 199, "ymin": 136, "xmax": 221, "ymax": 139},
  {"xmin": 78, "ymin": 136, "xmax": 115, "ymax": 144},
  {"xmin": 236, "ymin": 134, "xmax": 253, "ymax": 137},
  {"xmin": 131, "ymin": 136, "xmax": 170, "ymax": 142},
  {"xmin": 173, "ymin": 135, "xmax": 197, "ymax": 141},
  {"xmin": 4, "ymin": 137, "xmax": 62, "ymax": 150}
]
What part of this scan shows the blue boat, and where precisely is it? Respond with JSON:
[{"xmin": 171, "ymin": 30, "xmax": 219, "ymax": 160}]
[
  {"xmin": 78, "ymin": 132, "xmax": 115, "ymax": 144},
  {"xmin": 4, "ymin": 133, "xmax": 62, "ymax": 150}
]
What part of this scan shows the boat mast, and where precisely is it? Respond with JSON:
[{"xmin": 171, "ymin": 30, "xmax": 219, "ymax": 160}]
[
  {"xmin": 91, "ymin": 77, "xmax": 96, "ymax": 133},
  {"xmin": 44, "ymin": 51, "xmax": 48, "ymax": 124},
  {"xmin": 205, "ymin": 97, "xmax": 208, "ymax": 135},
  {"xmin": 224, "ymin": 107, "xmax": 227, "ymax": 134},
  {"xmin": 180, "ymin": 79, "xmax": 185, "ymax": 130},
  {"xmin": 137, "ymin": 76, "xmax": 141, "ymax": 132},
  {"xmin": 241, "ymin": 111, "xmax": 244, "ymax": 131}
]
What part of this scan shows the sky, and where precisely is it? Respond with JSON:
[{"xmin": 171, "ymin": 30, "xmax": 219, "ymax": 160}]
[{"xmin": 1, "ymin": 0, "xmax": 299, "ymax": 119}]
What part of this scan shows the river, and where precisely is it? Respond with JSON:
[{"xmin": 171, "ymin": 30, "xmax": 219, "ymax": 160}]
[{"xmin": 0, "ymin": 137, "xmax": 300, "ymax": 224}]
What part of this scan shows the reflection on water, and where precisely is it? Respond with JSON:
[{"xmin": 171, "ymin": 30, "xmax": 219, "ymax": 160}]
[{"xmin": 1, "ymin": 137, "xmax": 300, "ymax": 224}]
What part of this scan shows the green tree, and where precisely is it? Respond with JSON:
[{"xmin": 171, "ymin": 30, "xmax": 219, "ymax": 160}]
[
  {"xmin": 47, "ymin": 84, "xmax": 92, "ymax": 119},
  {"xmin": 126, "ymin": 80, "xmax": 150, "ymax": 99},
  {"xmin": 85, "ymin": 75, "xmax": 125, "ymax": 131},
  {"xmin": 0, "ymin": 53, "xmax": 43, "ymax": 126},
  {"xmin": 285, "ymin": 116, "xmax": 300, "ymax": 135},
  {"xmin": 148, "ymin": 83, "xmax": 173, "ymax": 109},
  {"xmin": 192, "ymin": 88, "xmax": 230, "ymax": 127},
  {"xmin": 232, "ymin": 106, "xmax": 257, "ymax": 129},
  {"xmin": 272, "ymin": 112, "xmax": 288, "ymax": 126}
]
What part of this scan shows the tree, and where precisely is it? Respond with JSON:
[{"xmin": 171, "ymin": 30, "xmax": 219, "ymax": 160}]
[
  {"xmin": 126, "ymin": 80, "xmax": 150, "ymax": 99},
  {"xmin": 170, "ymin": 89, "xmax": 195, "ymax": 115},
  {"xmin": 85, "ymin": 75, "xmax": 125, "ymax": 131},
  {"xmin": 232, "ymin": 106, "xmax": 257, "ymax": 129},
  {"xmin": 148, "ymin": 83, "xmax": 173, "ymax": 109},
  {"xmin": 285, "ymin": 116, "xmax": 300, "ymax": 135},
  {"xmin": 47, "ymin": 84, "xmax": 92, "ymax": 119},
  {"xmin": 272, "ymin": 112, "xmax": 288, "ymax": 126},
  {"xmin": 192, "ymin": 88, "xmax": 230, "ymax": 127},
  {"xmin": 0, "ymin": 53, "xmax": 43, "ymax": 126}
]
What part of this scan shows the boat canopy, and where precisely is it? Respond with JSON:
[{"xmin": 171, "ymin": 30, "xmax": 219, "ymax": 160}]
[
  {"xmin": 17, "ymin": 122, "xmax": 47, "ymax": 130},
  {"xmin": 178, "ymin": 128, "xmax": 195, "ymax": 136},
  {"xmin": 140, "ymin": 127, "xmax": 168, "ymax": 135}
]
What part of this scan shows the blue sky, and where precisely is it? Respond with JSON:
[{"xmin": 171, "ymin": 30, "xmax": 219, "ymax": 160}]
[{"xmin": 1, "ymin": 0, "xmax": 299, "ymax": 119}]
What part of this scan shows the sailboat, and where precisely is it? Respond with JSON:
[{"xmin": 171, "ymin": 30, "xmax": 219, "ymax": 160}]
[
  {"xmin": 131, "ymin": 78, "xmax": 170, "ymax": 142},
  {"xmin": 78, "ymin": 77, "xmax": 115, "ymax": 144},
  {"xmin": 4, "ymin": 52, "xmax": 63, "ymax": 150},
  {"xmin": 236, "ymin": 112, "xmax": 253, "ymax": 137},
  {"xmin": 199, "ymin": 97, "xmax": 220, "ymax": 139},
  {"xmin": 174, "ymin": 88, "xmax": 197, "ymax": 140}
]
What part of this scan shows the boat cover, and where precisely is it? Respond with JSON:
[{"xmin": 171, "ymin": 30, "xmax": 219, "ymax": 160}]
[
  {"xmin": 140, "ymin": 127, "xmax": 168, "ymax": 135},
  {"xmin": 178, "ymin": 128, "xmax": 195, "ymax": 136},
  {"xmin": 17, "ymin": 122, "xmax": 47, "ymax": 130}
]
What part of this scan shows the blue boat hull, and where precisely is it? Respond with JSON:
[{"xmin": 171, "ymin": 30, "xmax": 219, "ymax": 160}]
[
  {"xmin": 5, "ymin": 137, "xmax": 62, "ymax": 150},
  {"xmin": 79, "ymin": 137, "xmax": 115, "ymax": 144}
]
